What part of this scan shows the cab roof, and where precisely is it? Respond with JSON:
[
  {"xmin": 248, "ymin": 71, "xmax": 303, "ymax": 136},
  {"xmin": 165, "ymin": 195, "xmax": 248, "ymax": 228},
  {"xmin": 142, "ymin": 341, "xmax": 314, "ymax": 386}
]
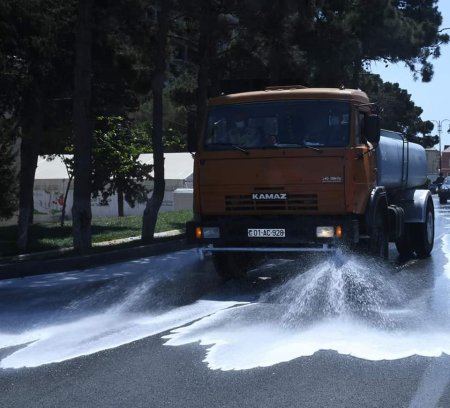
[{"xmin": 209, "ymin": 87, "xmax": 370, "ymax": 106}]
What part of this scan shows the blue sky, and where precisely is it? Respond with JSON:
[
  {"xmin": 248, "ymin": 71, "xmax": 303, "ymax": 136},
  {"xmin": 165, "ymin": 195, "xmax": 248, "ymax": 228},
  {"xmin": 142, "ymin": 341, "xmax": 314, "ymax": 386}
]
[{"xmin": 370, "ymin": 1, "xmax": 450, "ymax": 146}]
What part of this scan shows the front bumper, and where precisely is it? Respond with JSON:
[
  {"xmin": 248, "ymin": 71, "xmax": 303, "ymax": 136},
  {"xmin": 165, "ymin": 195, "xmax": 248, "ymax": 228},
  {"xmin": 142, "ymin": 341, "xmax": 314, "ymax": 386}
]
[{"xmin": 187, "ymin": 215, "xmax": 359, "ymax": 253}]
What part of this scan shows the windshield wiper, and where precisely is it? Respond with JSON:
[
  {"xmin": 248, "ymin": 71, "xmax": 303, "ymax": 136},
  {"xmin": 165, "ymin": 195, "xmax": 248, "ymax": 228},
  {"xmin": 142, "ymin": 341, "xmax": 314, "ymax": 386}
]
[
  {"xmin": 301, "ymin": 143, "xmax": 323, "ymax": 153},
  {"xmin": 231, "ymin": 144, "xmax": 250, "ymax": 154},
  {"xmin": 274, "ymin": 143, "xmax": 323, "ymax": 153},
  {"xmin": 207, "ymin": 142, "xmax": 250, "ymax": 155}
]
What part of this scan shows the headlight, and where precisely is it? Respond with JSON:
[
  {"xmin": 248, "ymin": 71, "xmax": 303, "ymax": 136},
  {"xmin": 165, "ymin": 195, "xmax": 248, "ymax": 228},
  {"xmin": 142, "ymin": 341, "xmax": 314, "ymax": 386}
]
[
  {"xmin": 316, "ymin": 226, "xmax": 342, "ymax": 238},
  {"xmin": 197, "ymin": 227, "xmax": 221, "ymax": 239},
  {"xmin": 316, "ymin": 226, "xmax": 335, "ymax": 238}
]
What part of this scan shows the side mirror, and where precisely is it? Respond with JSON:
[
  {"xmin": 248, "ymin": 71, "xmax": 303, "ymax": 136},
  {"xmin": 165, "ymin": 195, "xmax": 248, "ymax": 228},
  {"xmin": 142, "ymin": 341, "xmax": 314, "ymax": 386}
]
[
  {"xmin": 187, "ymin": 111, "xmax": 197, "ymax": 152},
  {"xmin": 366, "ymin": 114, "xmax": 380, "ymax": 144}
]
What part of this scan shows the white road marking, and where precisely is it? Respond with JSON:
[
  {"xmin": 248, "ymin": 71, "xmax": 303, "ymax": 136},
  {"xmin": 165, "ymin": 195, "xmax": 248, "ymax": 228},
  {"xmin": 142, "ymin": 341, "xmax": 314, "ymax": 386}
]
[{"xmin": 408, "ymin": 355, "xmax": 450, "ymax": 408}]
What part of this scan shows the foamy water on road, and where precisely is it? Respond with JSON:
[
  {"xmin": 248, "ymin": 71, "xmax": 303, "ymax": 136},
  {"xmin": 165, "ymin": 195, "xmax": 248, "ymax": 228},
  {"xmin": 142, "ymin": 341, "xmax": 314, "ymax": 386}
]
[
  {"xmin": 165, "ymin": 247, "xmax": 450, "ymax": 370},
  {"xmin": 1, "ymin": 230, "xmax": 450, "ymax": 371}
]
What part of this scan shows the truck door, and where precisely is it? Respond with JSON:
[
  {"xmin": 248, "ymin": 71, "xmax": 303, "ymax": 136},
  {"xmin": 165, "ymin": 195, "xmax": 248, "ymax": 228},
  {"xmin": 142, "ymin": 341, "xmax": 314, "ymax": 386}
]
[{"xmin": 351, "ymin": 110, "xmax": 377, "ymax": 213}]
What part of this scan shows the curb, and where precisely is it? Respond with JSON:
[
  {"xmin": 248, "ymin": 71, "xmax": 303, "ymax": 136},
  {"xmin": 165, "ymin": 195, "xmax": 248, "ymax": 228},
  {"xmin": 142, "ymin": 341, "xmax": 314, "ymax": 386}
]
[{"xmin": 0, "ymin": 231, "xmax": 194, "ymax": 280}]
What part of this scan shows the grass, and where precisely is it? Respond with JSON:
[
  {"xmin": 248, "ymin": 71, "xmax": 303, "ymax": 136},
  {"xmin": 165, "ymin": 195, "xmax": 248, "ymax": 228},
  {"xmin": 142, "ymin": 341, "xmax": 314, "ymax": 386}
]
[{"xmin": 0, "ymin": 210, "xmax": 193, "ymax": 257}]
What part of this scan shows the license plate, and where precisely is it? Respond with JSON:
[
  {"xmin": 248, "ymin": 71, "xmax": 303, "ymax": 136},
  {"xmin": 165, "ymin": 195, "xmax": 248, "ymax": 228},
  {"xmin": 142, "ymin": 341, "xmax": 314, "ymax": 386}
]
[{"xmin": 248, "ymin": 228, "xmax": 285, "ymax": 238}]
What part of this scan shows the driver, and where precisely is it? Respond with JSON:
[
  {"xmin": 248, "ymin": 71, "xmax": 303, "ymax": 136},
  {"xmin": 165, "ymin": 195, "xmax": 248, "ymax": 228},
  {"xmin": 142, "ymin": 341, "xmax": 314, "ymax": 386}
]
[{"xmin": 228, "ymin": 118, "xmax": 258, "ymax": 146}]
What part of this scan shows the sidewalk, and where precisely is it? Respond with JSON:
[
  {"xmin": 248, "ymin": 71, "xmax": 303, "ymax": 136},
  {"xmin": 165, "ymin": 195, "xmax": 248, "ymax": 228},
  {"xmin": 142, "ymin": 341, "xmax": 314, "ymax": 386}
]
[{"xmin": 0, "ymin": 230, "xmax": 192, "ymax": 280}]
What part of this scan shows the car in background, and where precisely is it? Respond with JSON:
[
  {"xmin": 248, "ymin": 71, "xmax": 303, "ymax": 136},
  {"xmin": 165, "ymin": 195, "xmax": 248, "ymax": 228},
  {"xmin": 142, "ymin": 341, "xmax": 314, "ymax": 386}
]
[
  {"xmin": 429, "ymin": 181, "xmax": 440, "ymax": 194},
  {"xmin": 438, "ymin": 177, "xmax": 450, "ymax": 204}
]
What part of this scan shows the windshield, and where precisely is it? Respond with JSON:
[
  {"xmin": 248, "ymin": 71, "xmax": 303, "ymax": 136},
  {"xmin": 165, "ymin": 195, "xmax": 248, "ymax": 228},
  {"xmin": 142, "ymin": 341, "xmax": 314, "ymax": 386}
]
[{"xmin": 203, "ymin": 100, "xmax": 350, "ymax": 150}]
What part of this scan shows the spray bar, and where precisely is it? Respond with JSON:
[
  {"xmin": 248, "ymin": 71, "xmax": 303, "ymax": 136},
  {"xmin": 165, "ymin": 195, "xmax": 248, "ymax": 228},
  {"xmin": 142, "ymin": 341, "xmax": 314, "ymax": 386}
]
[{"xmin": 200, "ymin": 244, "xmax": 336, "ymax": 254}]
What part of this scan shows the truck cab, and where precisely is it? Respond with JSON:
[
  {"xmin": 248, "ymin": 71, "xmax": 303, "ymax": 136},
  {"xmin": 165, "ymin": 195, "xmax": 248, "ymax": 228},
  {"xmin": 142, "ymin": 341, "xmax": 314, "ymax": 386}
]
[{"xmin": 186, "ymin": 87, "xmax": 434, "ymax": 278}]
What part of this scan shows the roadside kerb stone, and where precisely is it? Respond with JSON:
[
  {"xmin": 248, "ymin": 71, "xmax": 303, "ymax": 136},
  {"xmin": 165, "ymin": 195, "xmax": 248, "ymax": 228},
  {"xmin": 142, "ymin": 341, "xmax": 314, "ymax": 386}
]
[{"xmin": 0, "ymin": 230, "xmax": 194, "ymax": 280}]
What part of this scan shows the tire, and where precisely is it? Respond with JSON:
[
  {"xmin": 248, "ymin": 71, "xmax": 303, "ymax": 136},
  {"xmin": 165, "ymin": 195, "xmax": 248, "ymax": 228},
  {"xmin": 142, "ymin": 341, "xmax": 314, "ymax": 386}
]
[
  {"xmin": 212, "ymin": 252, "xmax": 251, "ymax": 280},
  {"xmin": 369, "ymin": 207, "xmax": 389, "ymax": 259},
  {"xmin": 413, "ymin": 199, "xmax": 434, "ymax": 258},
  {"xmin": 395, "ymin": 224, "xmax": 414, "ymax": 258}
]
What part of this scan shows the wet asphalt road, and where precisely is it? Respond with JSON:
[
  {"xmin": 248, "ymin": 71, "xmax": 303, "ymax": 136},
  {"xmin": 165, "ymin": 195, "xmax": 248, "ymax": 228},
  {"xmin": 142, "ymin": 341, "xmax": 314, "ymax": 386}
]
[{"xmin": 1, "ymin": 196, "xmax": 450, "ymax": 408}]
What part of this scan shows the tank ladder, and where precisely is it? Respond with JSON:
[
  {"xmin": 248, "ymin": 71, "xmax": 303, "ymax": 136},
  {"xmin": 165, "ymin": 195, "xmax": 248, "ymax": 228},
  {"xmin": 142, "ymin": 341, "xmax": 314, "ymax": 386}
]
[{"xmin": 401, "ymin": 135, "xmax": 409, "ymax": 189}]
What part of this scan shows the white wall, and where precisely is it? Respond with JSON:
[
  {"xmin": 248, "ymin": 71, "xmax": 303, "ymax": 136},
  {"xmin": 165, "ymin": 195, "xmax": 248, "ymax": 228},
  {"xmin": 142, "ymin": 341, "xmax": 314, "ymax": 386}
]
[
  {"xmin": 32, "ymin": 179, "xmax": 192, "ymax": 222},
  {"xmin": 0, "ymin": 152, "xmax": 194, "ymax": 225}
]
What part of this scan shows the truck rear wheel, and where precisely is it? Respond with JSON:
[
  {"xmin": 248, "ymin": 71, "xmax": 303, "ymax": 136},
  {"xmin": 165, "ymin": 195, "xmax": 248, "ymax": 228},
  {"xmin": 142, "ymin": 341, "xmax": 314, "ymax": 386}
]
[
  {"xmin": 212, "ymin": 252, "xmax": 250, "ymax": 280},
  {"xmin": 413, "ymin": 200, "xmax": 434, "ymax": 258},
  {"xmin": 370, "ymin": 209, "xmax": 389, "ymax": 259},
  {"xmin": 395, "ymin": 224, "xmax": 414, "ymax": 257}
]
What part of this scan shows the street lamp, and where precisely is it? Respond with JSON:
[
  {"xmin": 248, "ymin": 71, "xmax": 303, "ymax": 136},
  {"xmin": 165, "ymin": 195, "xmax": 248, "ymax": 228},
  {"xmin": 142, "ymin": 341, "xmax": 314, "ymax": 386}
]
[{"xmin": 430, "ymin": 119, "xmax": 450, "ymax": 173}]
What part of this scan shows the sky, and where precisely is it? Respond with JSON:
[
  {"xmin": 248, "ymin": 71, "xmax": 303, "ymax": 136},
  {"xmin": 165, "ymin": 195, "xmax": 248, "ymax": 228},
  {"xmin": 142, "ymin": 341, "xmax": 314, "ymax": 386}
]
[{"xmin": 370, "ymin": 0, "xmax": 450, "ymax": 147}]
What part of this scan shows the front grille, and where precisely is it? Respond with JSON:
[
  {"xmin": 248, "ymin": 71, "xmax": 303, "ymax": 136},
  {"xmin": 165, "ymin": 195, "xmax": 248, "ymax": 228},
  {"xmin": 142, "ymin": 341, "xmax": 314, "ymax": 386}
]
[{"xmin": 225, "ymin": 193, "xmax": 318, "ymax": 212}]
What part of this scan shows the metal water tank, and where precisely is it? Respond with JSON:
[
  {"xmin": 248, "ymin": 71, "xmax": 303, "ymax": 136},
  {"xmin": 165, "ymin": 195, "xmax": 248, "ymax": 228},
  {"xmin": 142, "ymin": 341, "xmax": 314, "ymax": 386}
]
[{"xmin": 376, "ymin": 130, "xmax": 427, "ymax": 190}]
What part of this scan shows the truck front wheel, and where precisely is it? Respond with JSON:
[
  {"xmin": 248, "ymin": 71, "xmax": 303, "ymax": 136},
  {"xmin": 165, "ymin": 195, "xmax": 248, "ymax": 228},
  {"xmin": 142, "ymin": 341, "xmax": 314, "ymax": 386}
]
[
  {"xmin": 212, "ymin": 252, "xmax": 251, "ymax": 280},
  {"xmin": 370, "ymin": 209, "xmax": 389, "ymax": 259},
  {"xmin": 413, "ymin": 200, "xmax": 434, "ymax": 258}
]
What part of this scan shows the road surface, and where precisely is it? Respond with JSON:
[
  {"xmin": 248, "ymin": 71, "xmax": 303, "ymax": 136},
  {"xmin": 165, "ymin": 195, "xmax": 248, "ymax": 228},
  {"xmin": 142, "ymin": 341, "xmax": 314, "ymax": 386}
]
[{"xmin": 1, "ymin": 196, "xmax": 450, "ymax": 407}]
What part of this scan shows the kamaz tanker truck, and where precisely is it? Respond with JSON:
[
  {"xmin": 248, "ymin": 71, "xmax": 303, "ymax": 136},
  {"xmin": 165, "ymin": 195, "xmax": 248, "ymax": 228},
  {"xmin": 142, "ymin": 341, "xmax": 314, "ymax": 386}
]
[{"xmin": 186, "ymin": 86, "xmax": 434, "ymax": 279}]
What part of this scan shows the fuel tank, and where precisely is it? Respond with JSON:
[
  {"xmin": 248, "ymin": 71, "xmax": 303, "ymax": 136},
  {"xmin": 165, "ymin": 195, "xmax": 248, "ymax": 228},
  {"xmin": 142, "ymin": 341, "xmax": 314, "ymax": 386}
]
[{"xmin": 376, "ymin": 129, "xmax": 427, "ymax": 190}]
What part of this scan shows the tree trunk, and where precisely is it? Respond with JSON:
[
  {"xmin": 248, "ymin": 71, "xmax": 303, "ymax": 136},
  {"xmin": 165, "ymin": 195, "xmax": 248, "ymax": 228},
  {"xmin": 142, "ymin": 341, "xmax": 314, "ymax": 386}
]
[
  {"xmin": 117, "ymin": 187, "xmax": 124, "ymax": 217},
  {"xmin": 17, "ymin": 87, "xmax": 44, "ymax": 252},
  {"xmin": 17, "ymin": 142, "xmax": 39, "ymax": 251},
  {"xmin": 351, "ymin": 59, "xmax": 363, "ymax": 88},
  {"xmin": 142, "ymin": 0, "xmax": 171, "ymax": 242},
  {"xmin": 60, "ymin": 174, "xmax": 73, "ymax": 227},
  {"xmin": 72, "ymin": 0, "xmax": 93, "ymax": 253},
  {"xmin": 267, "ymin": 2, "xmax": 286, "ymax": 85},
  {"xmin": 196, "ymin": 0, "xmax": 216, "ymax": 130}
]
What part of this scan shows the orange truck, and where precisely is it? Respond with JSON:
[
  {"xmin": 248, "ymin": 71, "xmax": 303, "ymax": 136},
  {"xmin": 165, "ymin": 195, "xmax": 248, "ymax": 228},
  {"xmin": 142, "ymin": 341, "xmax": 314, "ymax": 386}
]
[{"xmin": 186, "ymin": 86, "xmax": 434, "ymax": 278}]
